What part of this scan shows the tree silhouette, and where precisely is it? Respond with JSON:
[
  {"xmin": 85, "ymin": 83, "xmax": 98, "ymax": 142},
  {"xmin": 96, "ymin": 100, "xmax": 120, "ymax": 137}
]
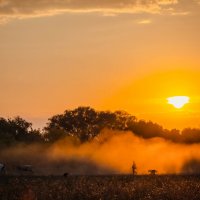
[
  {"xmin": 44, "ymin": 107, "xmax": 200, "ymax": 144},
  {"xmin": 1, "ymin": 107, "xmax": 200, "ymax": 146},
  {"xmin": 0, "ymin": 116, "xmax": 43, "ymax": 147},
  {"xmin": 45, "ymin": 107, "xmax": 100, "ymax": 142},
  {"xmin": 45, "ymin": 107, "xmax": 137, "ymax": 143}
]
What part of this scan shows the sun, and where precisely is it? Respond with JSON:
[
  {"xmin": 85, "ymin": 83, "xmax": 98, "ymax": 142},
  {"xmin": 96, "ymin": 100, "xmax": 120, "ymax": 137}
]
[{"xmin": 167, "ymin": 96, "xmax": 190, "ymax": 109}]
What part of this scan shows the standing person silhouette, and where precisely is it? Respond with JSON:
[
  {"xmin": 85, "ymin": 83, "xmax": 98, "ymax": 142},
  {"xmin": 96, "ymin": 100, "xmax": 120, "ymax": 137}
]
[{"xmin": 132, "ymin": 162, "xmax": 137, "ymax": 175}]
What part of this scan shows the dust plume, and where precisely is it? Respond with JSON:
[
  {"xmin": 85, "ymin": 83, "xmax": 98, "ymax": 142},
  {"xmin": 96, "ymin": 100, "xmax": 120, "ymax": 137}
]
[
  {"xmin": 181, "ymin": 158, "xmax": 200, "ymax": 174},
  {"xmin": 1, "ymin": 129, "xmax": 200, "ymax": 175}
]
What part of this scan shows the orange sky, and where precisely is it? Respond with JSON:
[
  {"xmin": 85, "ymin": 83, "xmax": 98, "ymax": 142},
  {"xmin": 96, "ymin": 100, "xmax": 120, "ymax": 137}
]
[
  {"xmin": 0, "ymin": 0, "xmax": 200, "ymax": 129},
  {"xmin": 104, "ymin": 69, "xmax": 200, "ymax": 129}
]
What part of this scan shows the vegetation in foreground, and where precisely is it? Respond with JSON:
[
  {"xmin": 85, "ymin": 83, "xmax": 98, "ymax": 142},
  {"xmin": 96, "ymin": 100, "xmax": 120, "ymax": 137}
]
[{"xmin": 0, "ymin": 175, "xmax": 200, "ymax": 200}]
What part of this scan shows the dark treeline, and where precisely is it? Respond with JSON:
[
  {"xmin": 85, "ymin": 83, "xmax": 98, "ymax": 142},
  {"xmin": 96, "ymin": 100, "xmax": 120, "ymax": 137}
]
[{"xmin": 1, "ymin": 106, "xmax": 200, "ymax": 148}]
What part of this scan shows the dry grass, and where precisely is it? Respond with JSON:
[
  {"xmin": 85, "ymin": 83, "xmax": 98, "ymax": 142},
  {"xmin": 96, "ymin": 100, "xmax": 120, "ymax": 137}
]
[{"xmin": 0, "ymin": 175, "xmax": 200, "ymax": 200}]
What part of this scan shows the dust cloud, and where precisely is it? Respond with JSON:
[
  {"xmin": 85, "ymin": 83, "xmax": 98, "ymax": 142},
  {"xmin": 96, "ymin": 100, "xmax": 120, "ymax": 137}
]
[{"xmin": 1, "ymin": 129, "xmax": 200, "ymax": 175}]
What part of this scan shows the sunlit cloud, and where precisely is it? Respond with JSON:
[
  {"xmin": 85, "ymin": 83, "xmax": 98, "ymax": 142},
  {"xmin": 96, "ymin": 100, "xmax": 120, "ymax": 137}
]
[
  {"xmin": 0, "ymin": 0, "xmax": 179, "ymax": 23},
  {"xmin": 171, "ymin": 11, "xmax": 190, "ymax": 16},
  {"xmin": 102, "ymin": 13, "xmax": 118, "ymax": 17},
  {"xmin": 137, "ymin": 19, "xmax": 152, "ymax": 24}
]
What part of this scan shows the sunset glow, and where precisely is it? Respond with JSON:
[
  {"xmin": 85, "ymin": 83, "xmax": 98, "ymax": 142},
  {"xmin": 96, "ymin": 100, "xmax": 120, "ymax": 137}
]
[
  {"xmin": 2, "ymin": 1, "xmax": 200, "ymax": 194},
  {"xmin": 167, "ymin": 96, "xmax": 190, "ymax": 109},
  {"xmin": 1, "ymin": 0, "xmax": 200, "ymax": 130}
]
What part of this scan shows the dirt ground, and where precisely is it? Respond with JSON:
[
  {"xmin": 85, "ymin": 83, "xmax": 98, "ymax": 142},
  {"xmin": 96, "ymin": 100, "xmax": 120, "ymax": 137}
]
[{"xmin": 0, "ymin": 175, "xmax": 200, "ymax": 200}]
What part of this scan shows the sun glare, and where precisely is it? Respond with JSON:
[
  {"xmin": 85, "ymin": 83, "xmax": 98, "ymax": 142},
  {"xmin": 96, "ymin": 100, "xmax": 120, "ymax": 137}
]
[{"xmin": 167, "ymin": 96, "xmax": 190, "ymax": 109}]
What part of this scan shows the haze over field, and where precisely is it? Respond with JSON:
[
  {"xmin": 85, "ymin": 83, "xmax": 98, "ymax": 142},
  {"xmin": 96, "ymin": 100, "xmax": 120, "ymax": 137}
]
[
  {"xmin": 1, "ymin": 108, "xmax": 200, "ymax": 175},
  {"xmin": 1, "ymin": 129, "xmax": 200, "ymax": 175}
]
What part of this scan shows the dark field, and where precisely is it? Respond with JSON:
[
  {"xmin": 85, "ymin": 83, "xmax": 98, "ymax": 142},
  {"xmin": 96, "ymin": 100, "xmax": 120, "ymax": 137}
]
[{"xmin": 0, "ymin": 175, "xmax": 200, "ymax": 200}]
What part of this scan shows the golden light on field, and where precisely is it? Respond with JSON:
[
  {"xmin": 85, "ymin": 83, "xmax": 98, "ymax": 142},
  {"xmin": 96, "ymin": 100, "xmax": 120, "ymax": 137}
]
[{"xmin": 167, "ymin": 96, "xmax": 190, "ymax": 109}]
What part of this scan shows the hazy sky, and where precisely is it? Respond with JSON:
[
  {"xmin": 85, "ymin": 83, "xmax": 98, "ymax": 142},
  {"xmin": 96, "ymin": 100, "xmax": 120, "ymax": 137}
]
[{"xmin": 1, "ymin": 0, "xmax": 200, "ymax": 129}]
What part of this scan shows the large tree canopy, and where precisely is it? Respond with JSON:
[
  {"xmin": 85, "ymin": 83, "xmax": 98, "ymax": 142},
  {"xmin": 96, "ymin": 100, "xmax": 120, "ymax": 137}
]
[{"xmin": 44, "ymin": 107, "xmax": 136, "ymax": 142}]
